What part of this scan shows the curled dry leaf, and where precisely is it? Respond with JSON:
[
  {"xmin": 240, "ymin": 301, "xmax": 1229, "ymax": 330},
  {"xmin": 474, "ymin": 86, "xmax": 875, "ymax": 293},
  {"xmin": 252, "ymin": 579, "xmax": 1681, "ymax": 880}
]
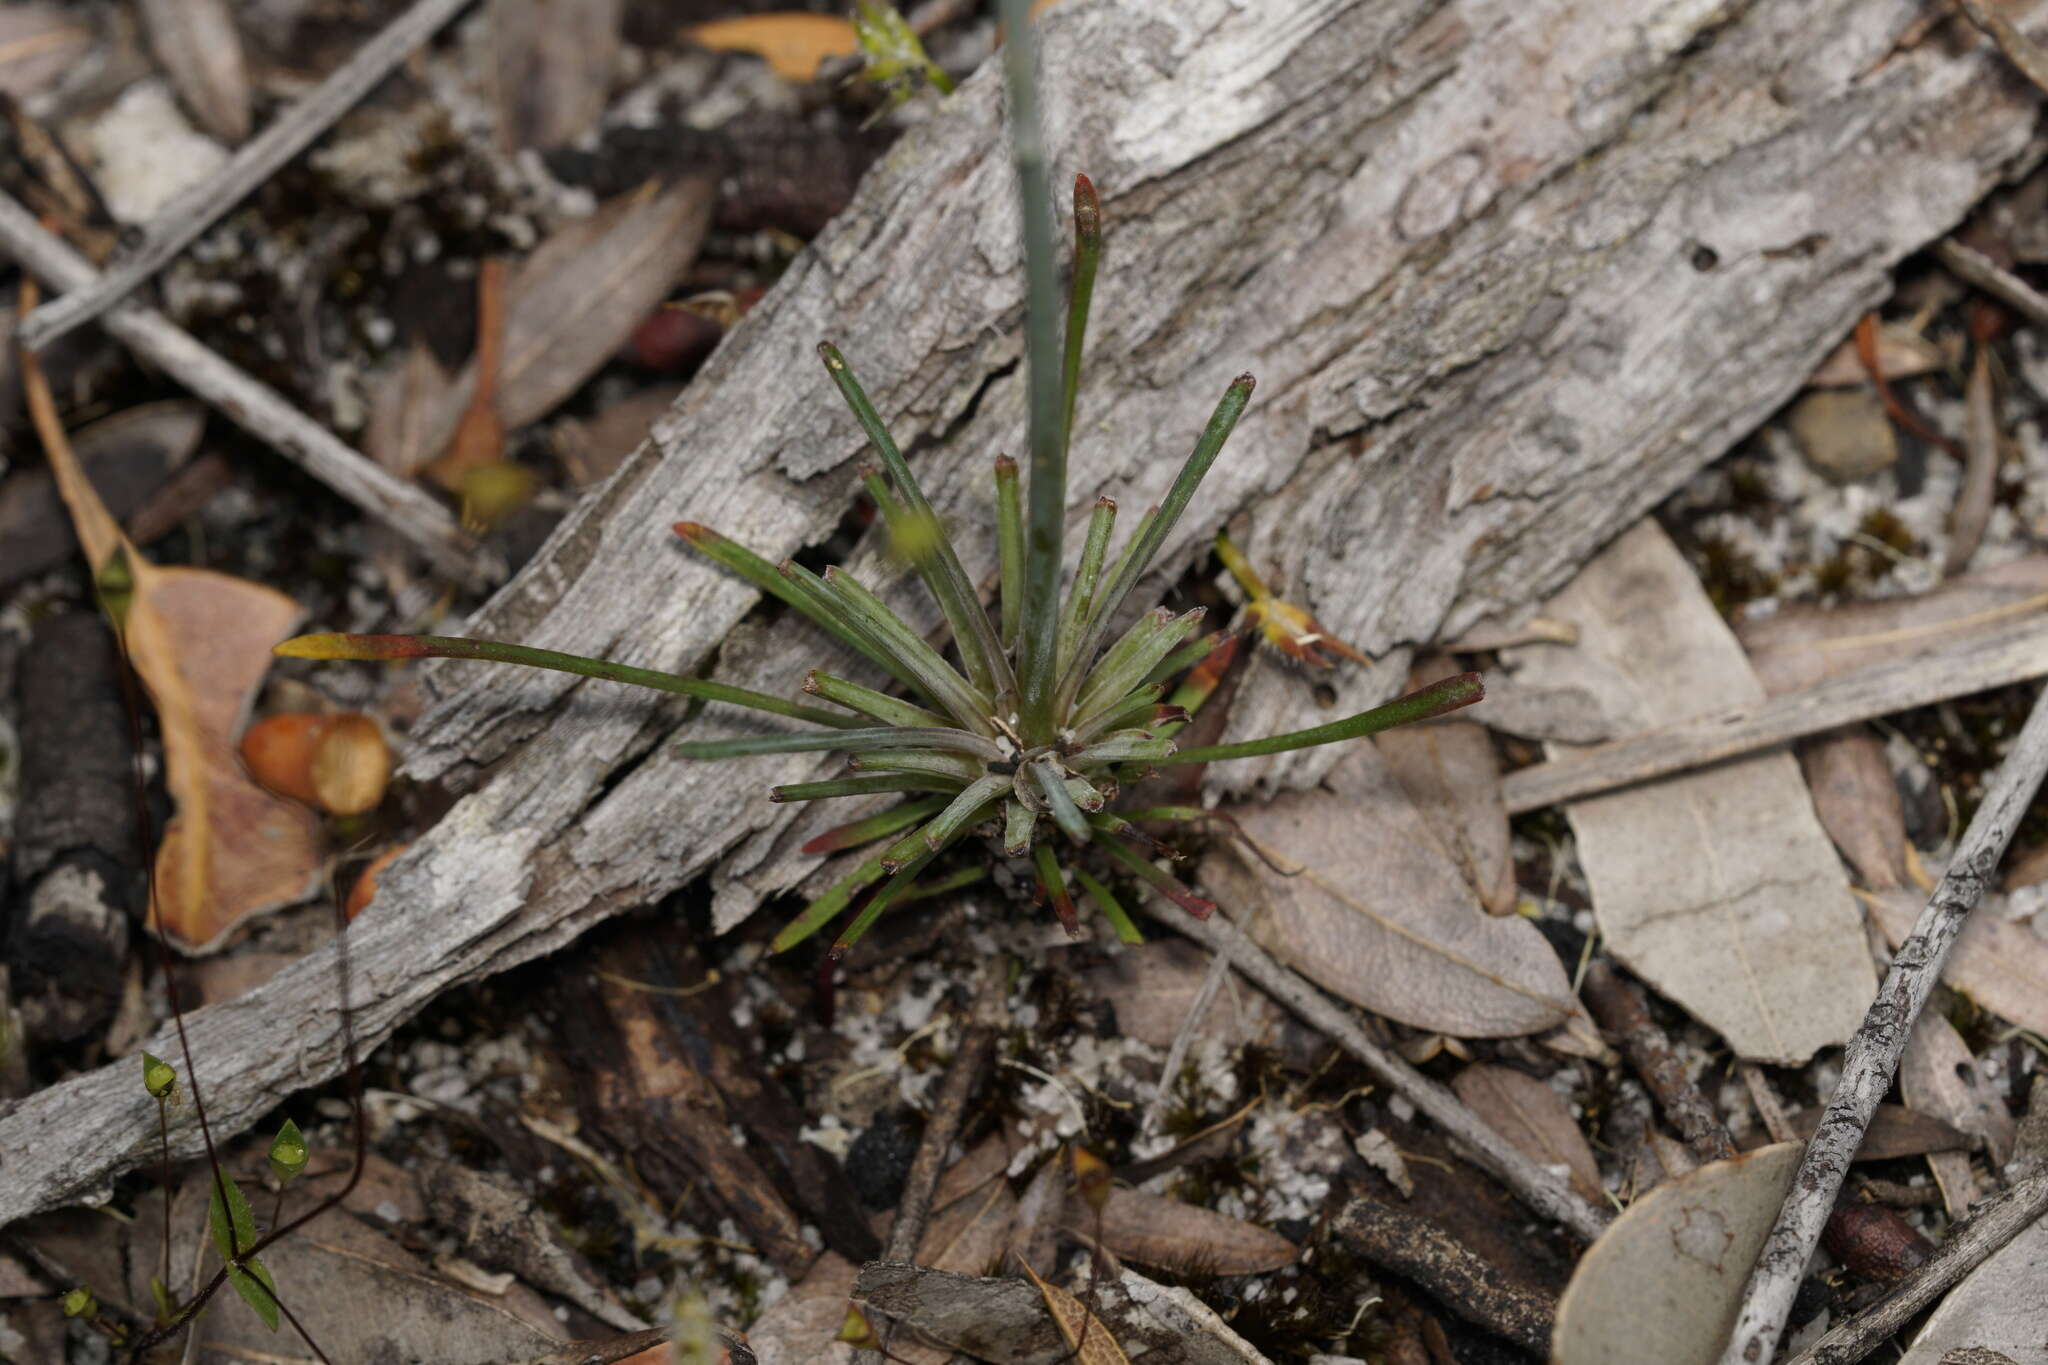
[
  {"xmin": 136, "ymin": 0, "xmax": 249, "ymax": 144},
  {"xmin": 1376, "ymin": 655, "xmax": 1516, "ymax": 914},
  {"xmin": 492, "ymin": 0, "xmax": 621, "ymax": 151},
  {"xmin": 1552, "ymin": 1143, "xmax": 1802, "ymax": 1365},
  {"xmin": 19, "ymin": 316, "xmax": 319, "ymax": 952},
  {"xmin": 1893, "ymin": 1215, "xmax": 2048, "ymax": 1364},
  {"xmin": 1798, "ymin": 727, "xmax": 1908, "ymax": 890},
  {"xmin": 1861, "ymin": 886, "xmax": 2048, "ymax": 1036},
  {"xmin": 684, "ymin": 13, "xmax": 860, "ymax": 82},
  {"xmin": 1062, "ymin": 1186, "xmax": 1296, "ymax": 1277},
  {"xmin": 1506, "ymin": 522, "xmax": 1874, "ymax": 1064},
  {"xmin": 1199, "ymin": 744, "xmax": 1577, "ymax": 1038},
  {"xmin": 1903, "ymin": 1011, "xmax": 2017, "ymax": 1166},
  {"xmin": 414, "ymin": 179, "xmax": 714, "ymax": 461},
  {"xmin": 0, "ymin": 5, "xmax": 93, "ymax": 99},
  {"xmin": 1450, "ymin": 1064, "xmax": 1603, "ymax": 1204}
]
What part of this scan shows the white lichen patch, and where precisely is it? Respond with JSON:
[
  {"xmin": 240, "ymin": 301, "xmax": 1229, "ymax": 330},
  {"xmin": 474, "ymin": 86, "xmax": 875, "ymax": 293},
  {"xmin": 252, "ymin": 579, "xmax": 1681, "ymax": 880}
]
[{"xmin": 88, "ymin": 81, "xmax": 228, "ymax": 223}]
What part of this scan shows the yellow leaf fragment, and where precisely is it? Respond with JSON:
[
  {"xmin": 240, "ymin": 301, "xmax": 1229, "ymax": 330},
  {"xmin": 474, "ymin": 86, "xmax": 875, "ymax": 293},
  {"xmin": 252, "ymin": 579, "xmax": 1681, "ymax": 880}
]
[
  {"xmin": 1016, "ymin": 1260, "xmax": 1131, "ymax": 1365},
  {"xmin": 684, "ymin": 14, "xmax": 858, "ymax": 82}
]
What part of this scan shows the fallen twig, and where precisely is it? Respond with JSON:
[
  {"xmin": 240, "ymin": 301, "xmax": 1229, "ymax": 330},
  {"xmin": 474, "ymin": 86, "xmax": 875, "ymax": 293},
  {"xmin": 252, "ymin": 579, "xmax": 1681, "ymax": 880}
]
[
  {"xmin": 14, "ymin": 0, "xmax": 479, "ymax": 351},
  {"xmin": 1935, "ymin": 239, "xmax": 2048, "ymax": 330},
  {"xmin": 0, "ymin": 192, "xmax": 493, "ymax": 587},
  {"xmin": 1718, "ymin": 682, "xmax": 2048, "ymax": 1365},
  {"xmin": 1784, "ymin": 1170, "xmax": 2048, "ymax": 1365},
  {"xmin": 1956, "ymin": 0, "xmax": 2048, "ymax": 99},
  {"xmin": 1334, "ymin": 1196, "xmax": 1557, "ymax": 1356},
  {"xmin": 883, "ymin": 1022, "xmax": 995, "ymax": 1264},
  {"xmin": 1582, "ymin": 961, "xmax": 1736, "ymax": 1162},
  {"xmin": 1141, "ymin": 901, "xmax": 1610, "ymax": 1243},
  {"xmin": 1501, "ymin": 612, "xmax": 2048, "ymax": 813}
]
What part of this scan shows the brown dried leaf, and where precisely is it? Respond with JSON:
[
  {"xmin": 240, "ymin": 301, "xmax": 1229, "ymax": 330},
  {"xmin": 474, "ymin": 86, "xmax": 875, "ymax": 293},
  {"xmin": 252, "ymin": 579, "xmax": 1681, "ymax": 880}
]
[
  {"xmin": 1552, "ymin": 1144, "xmax": 1802, "ymax": 1365},
  {"xmin": 367, "ymin": 340, "xmax": 454, "ymax": 478},
  {"xmin": 1903, "ymin": 1010, "xmax": 2017, "ymax": 1166},
  {"xmin": 1376, "ymin": 656, "xmax": 1516, "ymax": 913},
  {"xmin": 1894, "ymin": 1216, "xmax": 2048, "ymax": 1364},
  {"xmin": 1799, "ymin": 727, "xmax": 1907, "ymax": 890},
  {"xmin": 684, "ymin": 13, "xmax": 859, "ymax": 82},
  {"xmin": 745, "ymin": 1252, "xmax": 857, "ymax": 1365},
  {"xmin": 1862, "ymin": 887, "xmax": 2048, "ymax": 1036},
  {"xmin": 136, "ymin": 0, "xmax": 249, "ymax": 144},
  {"xmin": 1506, "ymin": 522, "xmax": 1874, "ymax": 1064},
  {"xmin": 1450, "ymin": 1064, "xmax": 1602, "ymax": 1203},
  {"xmin": 1754, "ymin": 1103, "xmax": 1972, "ymax": 1160},
  {"xmin": 0, "ymin": 5, "xmax": 92, "ymax": 99},
  {"xmin": 1019, "ymin": 1259, "xmax": 1134, "ymax": 1365},
  {"xmin": 0, "ymin": 399, "xmax": 203, "ymax": 587},
  {"xmin": 493, "ymin": 0, "xmax": 621, "ymax": 151},
  {"xmin": 1200, "ymin": 745, "xmax": 1576, "ymax": 1038},
  {"xmin": 551, "ymin": 383, "xmax": 684, "ymax": 485},
  {"xmin": 1064, "ymin": 1186, "xmax": 1297, "ymax": 1277},
  {"xmin": 426, "ymin": 258, "xmax": 509, "ymax": 493},
  {"xmin": 919, "ymin": 1178, "xmax": 1016, "ymax": 1277},
  {"xmin": 1078, "ymin": 938, "xmax": 1284, "ymax": 1052},
  {"xmin": 1949, "ymin": 344, "xmax": 2000, "ymax": 573},
  {"xmin": 1806, "ymin": 322, "xmax": 1949, "ymax": 388},
  {"xmin": 20, "ymin": 319, "xmax": 318, "ymax": 952}
]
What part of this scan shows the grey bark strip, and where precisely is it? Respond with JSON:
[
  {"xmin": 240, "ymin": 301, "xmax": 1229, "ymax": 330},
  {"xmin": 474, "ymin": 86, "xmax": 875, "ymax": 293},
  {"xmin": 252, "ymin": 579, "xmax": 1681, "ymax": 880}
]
[
  {"xmin": 1718, "ymin": 685, "xmax": 2048, "ymax": 1365},
  {"xmin": 1150, "ymin": 902, "xmax": 1611, "ymax": 1243},
  {"xmin": 13, "ymin": 0, "xmax": 479, "ymax": 351},
  {"xmin": 0, "ymin": 0, "xmax": 2040, "ymax": 1229},
  {"xmin": 1500, "ymin": 614, "xmax": 2048, "ymax": 814},
  {"xmin": 1781, "ymin": 1171, "xmax": 2048, "ymax": 1365},
  {"xmin": 0, "ymin": 193, "xmax": 493, "ymax": 588}
]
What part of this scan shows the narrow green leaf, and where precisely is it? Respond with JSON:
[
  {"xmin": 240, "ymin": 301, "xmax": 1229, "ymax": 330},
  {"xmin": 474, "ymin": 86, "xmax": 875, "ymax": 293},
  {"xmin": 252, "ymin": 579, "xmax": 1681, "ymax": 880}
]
[
  {"xmin": 1068, "ymin": 683, "xmax": 1163, "ymax": 744},
  {"xmin": 1029, "ymin": 759, "xmax": 1091, "ymax": 843},
  {"xmin": 772, "ymin": 775, "xmax": 961, "ymax": 802},
  {"xmin": 1163, "ymin": 672, "xmax": 1483, "ymax": 764},
  {"xmin": 822, "ymin": 346, "xmax": 1012, "ymax": 702},
  {"xmin": 1054, "ymin": 496, "xmax": 1116, "ymax": 676},
  {"xmin": 1071, "ymin": 866, "xmax": 1143, "ymax": 944},
  {"xmin": 1002, "ymin": 797, "xmax": 1038, "ymax": 856},
  {"xmin": 227, "ymin": 1261, "xmax": 280, "ymax": 1332},
  {"xmin": 831, "ymin": 849, "xmax": 939, "ymax": 956},
  {"xmin": 1032, "ymin": 843, "xmax": 1079, "ymax": 936},
  {"xmin": 920, "ymin": 774, "xmax": 1013, "ymax": 849},
  {"xmin": 847, "ymin": 749, "xmax": 987, "ymax": 784},
  {"xmin": 1093, "ymin": 828, "xmax": 1217, "ymax": 919},
  {"xmin": 1073, "ymin": 607, "xmax": 1204, "ymax": 723},
  {"xmin": 775, "ymin": 558, "xmax": 937, "ymax": 704},
  {"xmin": 771, "ymin": 853, "xmax": 889, "ymax": 953},
  {"xmin": 677, "ymin": 725, "xmax": 997, "ymax": 762},
  {"xmin": 1060, "ymin": 775, "xmax": 1107, "ymax": 811},
  {"xmin": 994, "ymin": 456, "xmax": 1024, "ymax": 648},
  {"xmin": 802, "ymin": 797, "xmax": 951, "ymax": 855},
  {"xmin": 821, "ymin": 566, "xmax": 993, "ymax": 732},
  {"xmin": 674, "ymin": 523, "xmax": 905, "ymax": 682},
  {"xmin": 1144, "ymin": 630, "xmax": 1230, "ymax": 690},
  {"xmin": 893, "ymin": 863, "xmax": 987, "ymax": 906},
  {"xmin": 1059, "ymin": 174, "xmax": 1102, "ymax": 457},
  {"xmin": 1061, "ymin": 374, "xmax": 1254, "ymax": 697},
  {"xmin": 1069, "ymin": 731, "xmax": 1175, "ymax": 766},
  {"xmin": 274, "ymin": 634, "xmax": 858, "ymax": 730},
  {"xmin": 804, "ymin": 670, "xmax": 947, "ymax": 729},
  {"xmin": 207, "ymin": 1173, "xmax": 259, "ymax": 1264}
]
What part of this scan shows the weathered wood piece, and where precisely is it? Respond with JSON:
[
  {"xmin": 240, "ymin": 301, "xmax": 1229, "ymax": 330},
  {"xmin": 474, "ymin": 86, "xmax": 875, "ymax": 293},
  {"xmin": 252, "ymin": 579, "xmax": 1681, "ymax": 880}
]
[{"xmin": 1, "ymin": 0, "xmax": 2043, "ymax": 1226}]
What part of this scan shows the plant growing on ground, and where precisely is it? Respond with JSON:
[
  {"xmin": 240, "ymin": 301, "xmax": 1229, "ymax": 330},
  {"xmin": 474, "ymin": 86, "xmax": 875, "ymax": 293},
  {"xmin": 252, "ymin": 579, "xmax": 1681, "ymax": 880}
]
[{"xmin": 277, "ymin": 1, "xmax": 1480, "ymax": 957}]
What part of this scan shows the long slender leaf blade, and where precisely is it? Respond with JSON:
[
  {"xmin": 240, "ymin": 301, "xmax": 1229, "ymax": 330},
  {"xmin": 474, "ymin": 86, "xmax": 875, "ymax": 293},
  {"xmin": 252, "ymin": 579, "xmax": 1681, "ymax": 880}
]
[
  {"xmin": 995, "ymin": 456, "xmax": 1025, "ymax": 648},
  {"xmin": 1163, "ymin": 673, "xmax": 1483, "ymax": 764}
]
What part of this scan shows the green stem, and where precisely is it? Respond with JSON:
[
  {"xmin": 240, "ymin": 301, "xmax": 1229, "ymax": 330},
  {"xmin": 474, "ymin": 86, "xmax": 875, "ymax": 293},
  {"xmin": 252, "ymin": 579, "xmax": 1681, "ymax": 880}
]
[
  {"xmin": 1162, "ymin": 673, "xmax": 1483, "ymax": 764},
  {"xmin": 994, "ymin": 457, "xmax": 1025, "ymax": 649},
  {"xmin": 274, "ymin": 634, "xmax": 856, "ymax": 730},
  {"xmin": 1060, "ymin": 174, "xmax": 1102, "ymax": 455},
  {"xmin": 1071, "ymin": 866, "xmax": 1142, "ymax": 944},
  {"xmin": 1055, "ymin": 496, "xmax": 1116, "ymax": 676}
]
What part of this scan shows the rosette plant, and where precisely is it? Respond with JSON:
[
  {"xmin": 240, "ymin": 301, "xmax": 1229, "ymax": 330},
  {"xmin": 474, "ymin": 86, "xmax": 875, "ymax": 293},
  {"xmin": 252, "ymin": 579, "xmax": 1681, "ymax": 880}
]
[{"xmin": 278, "ymin": 2, "xmax": 1480, "ymax": 957}]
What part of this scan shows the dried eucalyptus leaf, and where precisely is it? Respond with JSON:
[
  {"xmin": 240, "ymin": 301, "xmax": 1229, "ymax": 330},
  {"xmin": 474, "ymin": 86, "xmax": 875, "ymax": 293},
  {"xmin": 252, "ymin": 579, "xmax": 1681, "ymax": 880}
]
[
  {"xmin": 1062, "ymin": 1186, "xmax": 1297, "ymax": 1276},
  {"xmin": 492, "ymin": 0, "xmax": 621, "ymax": 151},
  {"xmin": 1376, "ymin": 658, "xmax": 1516, "ymax": 914},
  {"xmin": 1863, "ymin": 887, "xmax": 2048, "ymax": 1036},
  {"xmin": 1552, "ymin": 1143, "xmax": 1802, "ymax": 1365},
  {"xmin": 1895, "ymin": 1216, "xmax": 2048, "ymax": 1364},
  {"xmin": 1799, "ymin": 727, "xmax": 1907, "ymax": 890},
  {"xmin": 1902, "ymin": 1010, "xmax": 2017, "ymax": 1167},
  {"xmin": 1200, "ymin": 745, "xmax": 1576, "ymax": 1038},
  {"xmin": 1505, "ymin": 521, "xmax": 1875, "ymax": 1064},
  {"xmin": 1450, "ymin": 1063, "xmax": 1602, "ymax": 1202},
  {"xmin": 0, "ymin": 6, "xmax": 93, "ymax": 99},
  {"xmin": 136, "ymin": 0, "xmax": 249, "ymax": 144}
]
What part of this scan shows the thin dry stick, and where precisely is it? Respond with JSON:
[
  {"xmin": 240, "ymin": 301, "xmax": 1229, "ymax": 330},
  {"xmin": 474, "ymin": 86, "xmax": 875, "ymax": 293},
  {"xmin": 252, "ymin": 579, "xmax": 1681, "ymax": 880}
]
[
  {"xmin": 1956, "ymin": 0, "xmax": 2048, "ymax": 100},
  {"xmin": 1582, "ymin": 961, "xmax": 1736, "ymax": 1161},
  {"xmin": 1935, "ymin": 239, "xmax": 2048, "ymax": 330},
  {"xmin": 1142, "ymin": 903, "xmax": 1610, "ymax": 1243},
  {"xmin": 1718, "ymin": 683, "xmax": 2048, "ymax": 1365},
  {"xmin": 1500, "ymin": 613, "xmax": 2048, "ymax": 813},
  {"xmin": 14, "ymin": 0, "xmax": 478, "ymax": 350},
  {"xmin": 1335, "ymin": 1197, "xmax": 1557, "ymax": 1355},
  {"xmin": 1785, "ymin": 1170, "xmax": 2048, "ymax": 1365},
  {"xmin": 0, "ymin": 192, "xmax": 493, "ymax": 588}
]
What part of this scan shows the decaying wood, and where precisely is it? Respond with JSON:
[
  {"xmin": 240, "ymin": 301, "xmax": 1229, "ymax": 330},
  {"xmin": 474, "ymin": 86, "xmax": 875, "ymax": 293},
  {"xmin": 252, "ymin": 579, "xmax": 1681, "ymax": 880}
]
[
  {"xmin": 1334, "ymin": 1196, "xmax": 1556, "ymax": 1356},
  {"xmin": 1720, "ymin": 686, "xmax": 2048, "ymax": 1365},
  {"xmin": 2, "ymin": 0, "xmax": 2045, "ymax": 1225},
  {"xmin": 1582, "ymin": 962, "xmax": 1737, "ymax": 1164}
]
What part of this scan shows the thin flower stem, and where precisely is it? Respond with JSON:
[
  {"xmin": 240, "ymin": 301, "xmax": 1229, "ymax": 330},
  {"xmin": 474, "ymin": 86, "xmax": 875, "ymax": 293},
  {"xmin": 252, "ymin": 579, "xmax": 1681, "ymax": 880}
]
[
  {"xmin": 772, "ymin": 775, "xmax": 961, "ymax": 802},
  {"xmin": 1055, "ymin": 497, "xmax": 1116, "ymax": 675},
  {"xmin": 1162, "ymin": 672, "xmax": 1483, "ymax": 764},
  {"xmin": 677, "ymin": 725, "xmax": 999, "ymax": 762},
  {"xmin": 1058, "ymin": 376, "xmax": 1254, "ymax": 712},
  {"xmin": 1071, "ymin": 866, "xmax": 1142, "ymax": 944},
  {"xmin": 1000, "ymin": 0, "xmax": 1068, "ymax": 744},
  {"xmin": 825, "ymin": 349, "xmax": 1011, "ymax": 699},
  {"xmin": 994, "ymin": 457, "xmax": 1025, "ymax": 649},
  {"xmin": 273, "ymin": 633, "xmax": 859, "ymax": 729}
]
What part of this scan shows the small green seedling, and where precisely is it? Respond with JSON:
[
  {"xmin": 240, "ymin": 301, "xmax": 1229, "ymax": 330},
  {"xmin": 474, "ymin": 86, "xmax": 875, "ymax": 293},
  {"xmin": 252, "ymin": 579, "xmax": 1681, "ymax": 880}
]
[{"xmin": 275, "ymin": 0, "xmax": 1481, "ymax": 959}]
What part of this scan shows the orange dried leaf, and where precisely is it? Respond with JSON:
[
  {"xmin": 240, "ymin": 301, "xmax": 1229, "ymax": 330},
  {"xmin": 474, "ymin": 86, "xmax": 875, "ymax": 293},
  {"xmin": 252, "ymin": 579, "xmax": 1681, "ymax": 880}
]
[
  {"xmin": 684, "ymin": 13, "xmax": 858, "ymax": 81},
  {"xmin": 425, "ymin": 258, "xmax": 508, "ymax": 492},
  {"xmin": 1016, "ymin": 1259, "xmax": 1130, "ymax": 1365},
  {"xmin": 19, "ymin": 286, "xmax": 319, "ymax": 952}
]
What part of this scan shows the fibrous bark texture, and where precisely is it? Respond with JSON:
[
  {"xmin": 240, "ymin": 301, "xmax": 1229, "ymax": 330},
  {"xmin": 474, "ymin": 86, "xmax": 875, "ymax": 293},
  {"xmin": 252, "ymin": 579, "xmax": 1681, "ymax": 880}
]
[{"xmin": 1, "ymin": 0, "xmax": 2043, "ymax": 1225}]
